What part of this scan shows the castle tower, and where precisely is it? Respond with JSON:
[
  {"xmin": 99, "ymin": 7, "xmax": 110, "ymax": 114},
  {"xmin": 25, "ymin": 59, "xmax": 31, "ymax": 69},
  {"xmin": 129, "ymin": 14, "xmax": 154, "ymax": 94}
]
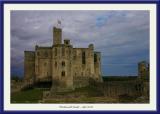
[
  {"xmin": 138, "ymin": 61, "xmax": 149, "ymax": 80},
  {"xmin": 53, "ymin": 21, "xmax": 62, "ymax": 45},
  {"xmin": 51, "ymin": 27, "xmax": 74, "ymax": 92}
]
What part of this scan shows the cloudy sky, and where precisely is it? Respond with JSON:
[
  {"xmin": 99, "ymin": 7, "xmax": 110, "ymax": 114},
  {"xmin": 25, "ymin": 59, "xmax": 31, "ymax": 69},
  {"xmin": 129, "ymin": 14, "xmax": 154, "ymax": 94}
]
[{"xmin": 11, "ymin": 10, "xmax": 149, "ymax": 77}]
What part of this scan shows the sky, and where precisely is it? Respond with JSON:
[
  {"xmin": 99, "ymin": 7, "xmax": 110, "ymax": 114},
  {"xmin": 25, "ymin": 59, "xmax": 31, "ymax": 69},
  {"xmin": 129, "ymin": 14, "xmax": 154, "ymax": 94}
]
[{"xmin": 11, "ymin": 10, "xmax": 149, "ymax": 77}]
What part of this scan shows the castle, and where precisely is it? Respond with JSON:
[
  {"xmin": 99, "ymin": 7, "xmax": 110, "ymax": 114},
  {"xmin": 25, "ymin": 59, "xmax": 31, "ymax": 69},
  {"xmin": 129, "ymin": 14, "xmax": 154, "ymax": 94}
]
[
  {"xmin": 11, "ymin": 22, "xmax": 150, "ymax": 102},
  {"xmin": 24, "ymin": 24, "xmax": 103, "ymax": 92}
]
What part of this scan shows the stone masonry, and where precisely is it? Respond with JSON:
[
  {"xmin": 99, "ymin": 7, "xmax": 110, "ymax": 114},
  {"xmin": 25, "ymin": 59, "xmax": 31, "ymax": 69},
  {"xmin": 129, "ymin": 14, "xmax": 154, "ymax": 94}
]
[{"xmin": 24, "ymin": 25, "xmax": 103, "ymax": 92}]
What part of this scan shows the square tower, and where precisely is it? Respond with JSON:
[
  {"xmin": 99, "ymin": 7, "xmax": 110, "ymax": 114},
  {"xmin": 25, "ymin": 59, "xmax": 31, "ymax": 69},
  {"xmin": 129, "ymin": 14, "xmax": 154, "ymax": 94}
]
[{"xmin": 53, "ymin": 27, "xmax": 62, "ymax": 45}]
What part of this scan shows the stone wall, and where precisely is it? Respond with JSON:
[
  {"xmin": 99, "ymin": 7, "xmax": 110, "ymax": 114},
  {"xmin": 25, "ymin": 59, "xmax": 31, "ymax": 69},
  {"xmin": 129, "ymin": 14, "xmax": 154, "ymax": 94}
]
[
  {"xmin": 94, "ymin": 52, "xmax": 103, "ymax": 82},
  {"xmin": 35, "ymin": 46, "xmax": 52, "ymax": 82},
  {"xmin": 73, "ymin": 76, "xmax": 89, "ymax": 88},
  {"xmin": 138, "ymin": 61, "xmax": 149, "ymax": 80},
  {"xmin": 51, "ymin": 44, "xmax": 73, "ymax": 92},
  {"xmin": 24, "ymin": 51, "xmax": 35, "ymax": 81},
  {"xmin": 72, "ymin": 48, "xmax": 93, "ymax": 78},
  {"xmin": 96, "ymin": 80, "xmax": 148, "ymax": 98}
]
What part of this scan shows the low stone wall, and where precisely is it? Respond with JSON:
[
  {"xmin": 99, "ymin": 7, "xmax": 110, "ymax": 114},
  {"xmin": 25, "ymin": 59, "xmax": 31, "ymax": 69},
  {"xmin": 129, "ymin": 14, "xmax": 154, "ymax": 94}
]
[{"xmin": 93, "ymin": 80, "xmax": 148, "ymax": 98}]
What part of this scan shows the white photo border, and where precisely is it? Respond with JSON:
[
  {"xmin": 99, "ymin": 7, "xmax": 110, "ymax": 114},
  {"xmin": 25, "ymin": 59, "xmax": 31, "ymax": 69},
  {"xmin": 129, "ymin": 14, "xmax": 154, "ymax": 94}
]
[{"xmin": 3, "ymin": 4, "xmax": 157, "ymax": 111}]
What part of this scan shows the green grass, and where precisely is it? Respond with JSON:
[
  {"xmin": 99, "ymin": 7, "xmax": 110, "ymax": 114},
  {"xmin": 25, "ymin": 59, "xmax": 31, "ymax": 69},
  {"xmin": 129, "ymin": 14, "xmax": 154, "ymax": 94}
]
[
  {"xmin": 11, "ymin": 86, "xmax": 104, "ymax": 103},
  {"xmin": 11, "ymin": 86, "xmax": 146, "ymax": 103},
  {"xmin": 11, "ymin": 88, "xmax": 46, "ymax": 103}
]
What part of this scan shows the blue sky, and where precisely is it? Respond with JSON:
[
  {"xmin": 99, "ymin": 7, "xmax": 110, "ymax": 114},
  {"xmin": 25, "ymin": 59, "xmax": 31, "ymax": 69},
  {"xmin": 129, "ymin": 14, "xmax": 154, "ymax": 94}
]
[{"xmin": 11, "ymin": 10, "xmax": 149, "ymax": 77}]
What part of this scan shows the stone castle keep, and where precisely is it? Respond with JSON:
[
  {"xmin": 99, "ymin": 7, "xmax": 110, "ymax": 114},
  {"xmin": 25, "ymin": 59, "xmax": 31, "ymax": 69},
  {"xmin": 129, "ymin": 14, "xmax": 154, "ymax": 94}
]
[
  {"xmin": 11, "ymin": 23, "xmax": 150, "ymax": 103},
  {"xmin": 24, "ymin": 25, "xmax": 103, "ymax": 92}
]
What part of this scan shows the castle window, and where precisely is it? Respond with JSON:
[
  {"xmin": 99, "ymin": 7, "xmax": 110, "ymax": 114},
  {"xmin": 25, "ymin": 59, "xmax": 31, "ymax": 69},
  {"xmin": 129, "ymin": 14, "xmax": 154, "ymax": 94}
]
[
  {"xmin": 62, "ymin": 47, "xmax": 65, "ymax": 56},
  {"xmin": 62, "ymin": 61, "xmax": 65, "ymax": 67},
  {"xmin": 61, "ymin": 71, "xmax": 65, "ymax": 77},
  {"xmin": 94, "ymin": 54, "xmax": 97, "ymax": 63},
  {"xmin": 82, "ymin": 51, "xmax": 86, "ymax": 64},
  {"xmin": 73, "ymin": 50, "xmax": 76, "ymax": 60},
  {"xmin": 55, "ymin": 61, "xmax": 57, "ymax": 68},
  {"xmin": 55, "ymin": 48, "xmax": 57, "ymax": 56}
]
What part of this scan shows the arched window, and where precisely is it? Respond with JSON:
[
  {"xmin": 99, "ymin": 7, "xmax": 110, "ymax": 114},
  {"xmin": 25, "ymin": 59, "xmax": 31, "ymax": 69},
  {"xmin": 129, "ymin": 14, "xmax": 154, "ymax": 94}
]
[
  {"xmin": 62, "ymin": 61, "xmax": 65, "ymax": 67},
  {"xmin": 61, "ymin": 71, "xmax": 65, "ymax": 77}
]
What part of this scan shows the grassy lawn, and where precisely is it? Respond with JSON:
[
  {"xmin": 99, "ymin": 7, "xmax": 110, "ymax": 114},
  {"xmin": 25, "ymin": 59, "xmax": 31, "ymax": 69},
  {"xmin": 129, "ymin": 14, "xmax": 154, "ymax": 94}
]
[
  {"xmin": 11, "ymin": 86, "xmax": 105, "ymax": 103},
  {"xmin": 11, "ymin": 88, "xmax": 47, "ymax": 103}
]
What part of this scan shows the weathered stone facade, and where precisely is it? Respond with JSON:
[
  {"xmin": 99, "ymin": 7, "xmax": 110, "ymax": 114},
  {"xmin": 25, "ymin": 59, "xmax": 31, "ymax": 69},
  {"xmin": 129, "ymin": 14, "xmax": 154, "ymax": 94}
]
[
  {"xmin": 24, "ymin": 26, "xmax": 102, "ymax": 92},
  {"xmin": 138, "ymin": 61, "xmax": 149, "ymax": 80}
]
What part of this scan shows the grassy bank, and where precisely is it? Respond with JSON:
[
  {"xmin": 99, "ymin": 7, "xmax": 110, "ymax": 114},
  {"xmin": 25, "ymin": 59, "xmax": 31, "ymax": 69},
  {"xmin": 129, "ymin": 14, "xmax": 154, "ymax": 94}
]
[
  {"xmin": 11, "ymin": 88, "xmax": 48, "ymax": 103},
  {"xmin": 11, "ymin": 86, "xmax": 148, "ymax": 103}
]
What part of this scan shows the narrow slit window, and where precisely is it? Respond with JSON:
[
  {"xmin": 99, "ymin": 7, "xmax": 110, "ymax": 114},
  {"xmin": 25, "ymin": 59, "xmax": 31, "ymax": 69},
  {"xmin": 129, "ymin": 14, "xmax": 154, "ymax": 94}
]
[
  {"xmin": 82, "ymin": 51, "xmax": 85, "ymax": 64},
  {"xmin": 62, "ymin": 61, "xmax": 65, "ymax": 67},
  {"xmin": 61, "ymin": 71, "xmax": 65, "ymax": 77},
  {"xmin": 94, "ymin": 54, "xmax": 97, "ymax": 63},
  {"xmin": 55, "ymin": 61, "xmax": 57, "ymax": 68}
]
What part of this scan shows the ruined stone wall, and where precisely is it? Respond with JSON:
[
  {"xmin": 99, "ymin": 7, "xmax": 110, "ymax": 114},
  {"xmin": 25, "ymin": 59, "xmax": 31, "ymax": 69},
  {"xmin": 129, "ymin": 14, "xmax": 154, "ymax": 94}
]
[
  {"xmin": 72, "ymin": 47, "xmax": 94, "ymax": 88},
  {"xmin": 72, "ymin": 44, "xmax": 102, "ymax": 88},
  {"xmin": 72, "ymin": 48, "xmax": 92, "ymax": 77},
  {"xmin": 143, "ymin": 81, "xmax": 149, "ymax": 98},
  {"xmin": 99, "ymin": 80, "xmax": 146, "ymax": 97},
  {"xmin": 138, "ymin": 61, "xmax": 149, "ymax": 80},
  {"xmin": 94, "ymin": 52, "xmax": 103, "ymax": 82},
  {"xmin": 35, "ymin": 47, "xmax": 52, "ymax": 82},
  {"xmin": 24, "ymin": 51, "xmax": 35, "ymax": 81}
]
